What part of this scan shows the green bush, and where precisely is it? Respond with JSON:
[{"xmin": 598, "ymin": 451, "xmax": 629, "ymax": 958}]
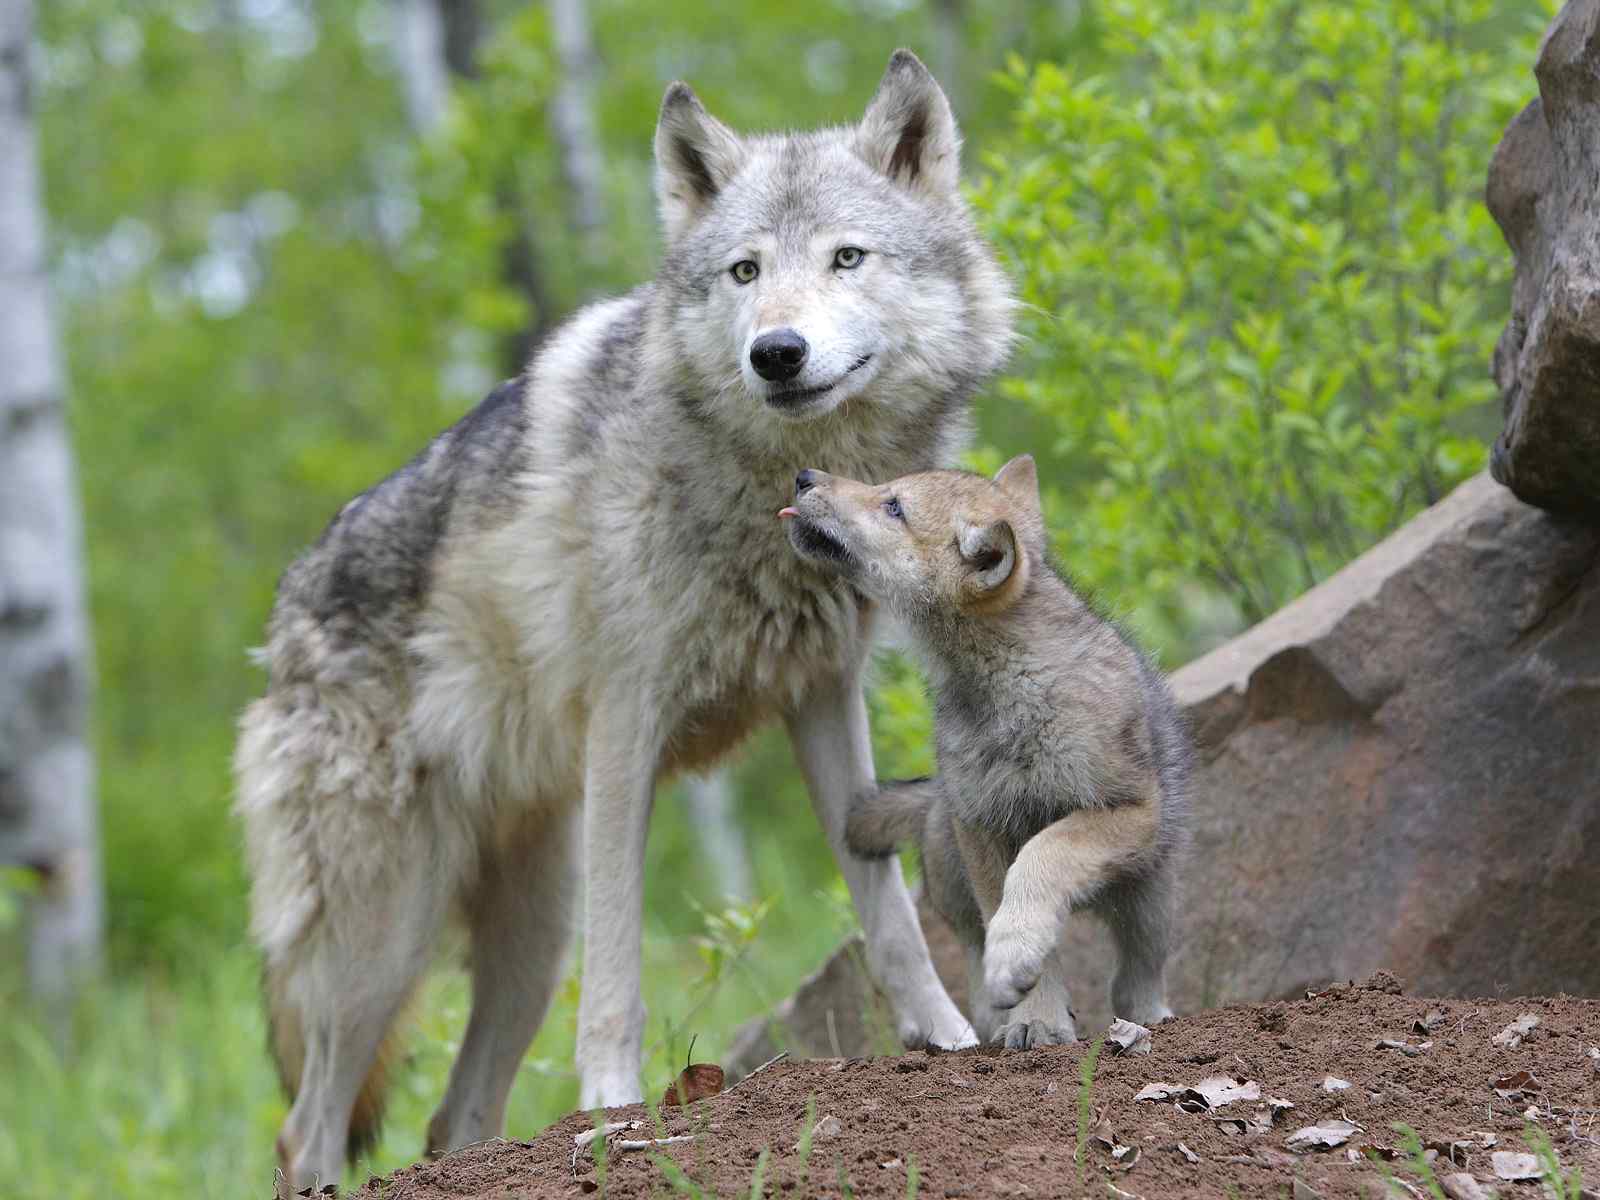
[{"xmin": 974, "ymin": 0, "xmax": 1546, "ymax": 642}]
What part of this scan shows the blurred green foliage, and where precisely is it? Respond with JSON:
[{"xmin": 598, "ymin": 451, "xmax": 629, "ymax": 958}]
[
  {"xmin": 1, "ymin": 0, "xmax": 1548, "ymax": 1194},
  {"xmin": 974, "ymin": 0, "xmax": 1548, "ymax": 638}
]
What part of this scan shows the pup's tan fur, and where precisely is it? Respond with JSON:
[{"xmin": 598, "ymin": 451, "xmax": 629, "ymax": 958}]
[{"xmin": 782, "ymin": 457, "xmax": 1191, "ymax": 1046}]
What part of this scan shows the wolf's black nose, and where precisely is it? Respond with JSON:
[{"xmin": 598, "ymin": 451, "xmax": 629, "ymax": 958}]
[
  {"xmin": 750, "ymin": 328, "xmax": 809, "ymax": 382},
  {"xmin": 795, "ymin": 469, "xmax": 819, "ymax": 495}
]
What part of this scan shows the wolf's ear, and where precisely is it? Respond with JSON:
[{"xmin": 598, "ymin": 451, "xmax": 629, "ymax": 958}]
[
  {"xmin": 958, "ymin": 518, "xmax": 1025, "ymax": 607},
  {"xmin": 993, "ymin": 454, "xmax": 1041, "ymax": 515},
  {"xmin": 855, "ymin": 49, "xmax": 960, "ymax": 195},
  {"xmin": 654, "ymin": 82, "xmax": 745, "ymax": 240}
]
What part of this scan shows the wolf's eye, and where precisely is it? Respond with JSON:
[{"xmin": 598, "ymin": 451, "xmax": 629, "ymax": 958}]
[
  {"xmin": 883, "ymin": 496, "xmax": 905, "ymax": 522},
  {"xmin": 730, "ymin": 260, "xmax": 759, "ymax": 284},
  {"xmin": 834, "ymin": 246, "xmax": 866, "ymax": 270}
]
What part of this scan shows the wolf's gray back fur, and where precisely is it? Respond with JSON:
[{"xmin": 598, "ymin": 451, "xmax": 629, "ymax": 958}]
[{"xmin": 236, "ymin": 50, "xmax": 1012, "ymax": 1190}]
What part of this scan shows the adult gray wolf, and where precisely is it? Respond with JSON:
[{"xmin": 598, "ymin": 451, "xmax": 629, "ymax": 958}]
[
  {"xmin": 781, "ymin": 456, "xmax": 1190, "ymax": 1048},
  {"xmin": 234, "ymin": 50, "xmax": 1013, "ymax": 1189}
]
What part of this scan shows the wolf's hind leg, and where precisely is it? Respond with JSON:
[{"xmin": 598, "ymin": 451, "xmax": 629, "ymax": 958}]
[
  {"xmin": 786, "ymin": 675, "xmax": 976, "ymax": 1052},
  {"xmin": 427, "ymin": 804, "xmax": 577, "ymax": 1156},
  {"xmin": 273, "ymin": 855, "xmax": 446, "ymax": 1191},
  {"xmin": 1102, "ymin": 863, "xmax": 1177, "ymax": 1025},
  {"xmin": 981, "ymin": 801, "xmax": 1159, "ymax": 1018}
]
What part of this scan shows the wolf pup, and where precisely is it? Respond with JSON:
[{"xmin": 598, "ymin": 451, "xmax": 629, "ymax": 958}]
[
  {"xmin": 781, "ymin": 456, "xmax": 1190, "ymax": 1049},
  {"xmin": 234, "ymin": 51, "xmax": 1013, "ymax": 1188}
]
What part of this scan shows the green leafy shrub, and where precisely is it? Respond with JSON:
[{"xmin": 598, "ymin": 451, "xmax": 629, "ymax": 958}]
[{"xmin": 974, "ymin": 0, "xmax": 1547, "ymax": 643}]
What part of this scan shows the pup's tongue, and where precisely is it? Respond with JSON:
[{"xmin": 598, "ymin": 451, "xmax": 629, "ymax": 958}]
[{"xmin": 777, "ymin": 507, "xmax": 799, "ymax": 519}]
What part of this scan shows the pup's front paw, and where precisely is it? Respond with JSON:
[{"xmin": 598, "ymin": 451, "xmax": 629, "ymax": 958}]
[{"xmin": 983, "ymin": 913, "xmax": 1051, "ymax": 1012}]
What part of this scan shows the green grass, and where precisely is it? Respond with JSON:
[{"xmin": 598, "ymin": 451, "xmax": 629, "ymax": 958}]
[{"xmin": 0, "ymin": 834, "xmax": 854, "ymax": 1200}]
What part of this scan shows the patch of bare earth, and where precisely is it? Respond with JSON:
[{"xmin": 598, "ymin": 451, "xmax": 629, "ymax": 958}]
[{"xmin": 356, "ymin": 980, "xmax": 1599, "ymax": 1199}]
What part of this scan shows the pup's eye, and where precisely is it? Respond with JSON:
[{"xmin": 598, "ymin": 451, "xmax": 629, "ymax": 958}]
[
  {"xmin": 731, "ymin": 260, "xmax": 759, "ymax": 284},
  {"xmin": 834, "ymin": 246, "xmax": 866, "ymax": 270},
  {"xmin": 883, "ymin": 496, "xmax": 905, "ymax": 521}
]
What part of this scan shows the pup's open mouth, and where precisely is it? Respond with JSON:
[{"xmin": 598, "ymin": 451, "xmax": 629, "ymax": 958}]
[
  {"xmin": 783, "ymin": 516, "xmax": 854, "ymax": 566},
  {"xmin": 765, "ymin": 355, "xmax": 873, "ymax": 409}
]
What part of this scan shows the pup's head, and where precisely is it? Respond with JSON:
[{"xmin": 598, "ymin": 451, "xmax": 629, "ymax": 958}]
[
  {"xmin": 779, "ymin": 455, "xmax": 1045, "ymax": 618},
  {"xmin": 650, "ymin": 51, "xmax": 1013, "ymax": 445}
]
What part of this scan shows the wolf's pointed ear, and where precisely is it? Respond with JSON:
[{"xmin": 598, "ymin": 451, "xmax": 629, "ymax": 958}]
[
  {"xmin": 993, "ymin": 454, "xmax": 1041, "ymax": 515},
  {"xmin": 958, "ymin": 518, "xmax": 1026, "ymax": 608},
  {"xmin": 654, "ymin": 82, "xmax": 745, "ymax": 240},
  {"xmin": 855, "ymin": 49, "xmax": 960, "ymax": 195}
]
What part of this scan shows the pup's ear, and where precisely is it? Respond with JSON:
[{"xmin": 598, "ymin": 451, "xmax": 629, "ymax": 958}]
[
  {"xmin": 855, "ymin": 49, "xmax": 960, "ymax": 195},
  {"xmin": 993, "ymin": 454, "xmax": 1041, "ymax": 516},
  {"xmin": 958, "ymin": 518, "xmax": 1025, "ymax": 608},
  {"xmin": 654, "ymin": 82, "xmax": 745, "ymax": 240}
]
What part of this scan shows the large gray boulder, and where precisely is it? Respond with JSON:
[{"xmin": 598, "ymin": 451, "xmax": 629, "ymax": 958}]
[
  {"xmin": 1487, "ymin": 0, "xmax": 1600, "ymax": 518},
  {"xmin": 728, "ymin": 473, "xmax": 1600, "ymax": 1072}
]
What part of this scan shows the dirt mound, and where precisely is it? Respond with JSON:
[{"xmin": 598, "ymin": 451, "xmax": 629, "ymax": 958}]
[{"xmin": 358, "ymin": 982, "xmax": 1599, "ymax": 1199}]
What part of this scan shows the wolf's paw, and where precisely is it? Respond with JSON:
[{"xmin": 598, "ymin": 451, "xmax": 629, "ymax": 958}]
[
  {"xmin": 992, "ymin": 1018, "xmax": 1075, "ymax": 1050},
  {"xmin": 899, "ymin": 1007, "xmax": 979, "ymax": 1052},
  {"xmin": 982, "ymin": 915, "xmax": 1051, "ymax": 1012}
]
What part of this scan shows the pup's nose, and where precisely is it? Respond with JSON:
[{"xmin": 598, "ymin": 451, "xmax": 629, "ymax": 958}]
[
  {"xmin": 750, "ymin": 328, "xmax": 809, "ymax": 382},
  {"xmin": 795, "ymin": 469, "xmax": 819, "ymax": 495}
]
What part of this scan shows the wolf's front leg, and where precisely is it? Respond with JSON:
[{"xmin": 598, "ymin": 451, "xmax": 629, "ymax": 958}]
[
  {"xmin": 575, "ymin": 697, "xmax": 659, "ymax": 1109},
  {"xmin": 786, "ymin": 674, "xmax": 976, "ymax": 1051}
]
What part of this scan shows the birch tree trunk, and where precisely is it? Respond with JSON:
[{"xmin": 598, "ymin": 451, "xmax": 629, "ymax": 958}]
[
  {"xmin": 547, "ymin": 0, "xmax": 607, "ymax": 252},
  {"xmin": 0, "ymin": 0, "xmax": 102, "ymax": 1014}
]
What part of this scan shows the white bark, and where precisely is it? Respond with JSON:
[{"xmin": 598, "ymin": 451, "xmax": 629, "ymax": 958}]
[
  {"xmin": 0, "ymin": 0, "xmax": 102, "ymax": 1009},
  {"xmin": 391, "ymin": 0, "xmax": 453, "ymax": 133},
  {"xmin": 547, "ymin": 0, "xmax": 607, "ymax": 243}
]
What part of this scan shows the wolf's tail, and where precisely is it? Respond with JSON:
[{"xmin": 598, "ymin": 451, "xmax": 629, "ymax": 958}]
[
  {"xmin": 845, "ymin": 776, "xmax": 938, "ymax": 859},
  {"xmin": 263, "ymin": 955, "xmax": 414, "ymax": 1161}
]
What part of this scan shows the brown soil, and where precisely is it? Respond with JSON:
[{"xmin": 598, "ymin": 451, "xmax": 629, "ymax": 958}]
[{"xmin": 358, "ymin": 979, "xmax": 1599, "ymax": 1199}]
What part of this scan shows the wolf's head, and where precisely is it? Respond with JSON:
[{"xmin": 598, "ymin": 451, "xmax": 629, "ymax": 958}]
[
  {"xmin": 651, "ymin": 51, "xmax": 1013, "ymax": 448},
  {"xmin": 779, "ymin": 455, "xmax": 1046, "ymax": 619}
]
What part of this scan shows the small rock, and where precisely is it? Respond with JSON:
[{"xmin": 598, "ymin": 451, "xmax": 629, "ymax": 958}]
[
  {"xmin": 895, "ymin": 1057, "xmax": 930, "ymax": 1072},
  {"xmin": 1439, "ymin": 1175, "xmax": 1495, "ymax": 1200},
  {"xmin": 1491, "ymin": 1150, "xmax": 1540, "ymax": 1181},
  {"xmin": 814, "ymin": 1115, "xmax": 843, "ymax": 1140},
  {"xmin": 1321, "ymin": 1075, "xmax": 1352, "ymax": 1092},
  {"xmin": 1176, "ymin": 1142, "xmax": 1201, "ymax": 1164}
]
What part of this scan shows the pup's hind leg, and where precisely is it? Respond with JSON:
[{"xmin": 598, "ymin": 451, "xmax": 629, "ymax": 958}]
[
  {"xmin": 981, "ymin": 802, "xmax": 1159, "ymax": 1020},
  {"xmin": 427, "ymin": 803, "xmax": 577, "ymax": 1156},
  {"xmin": 1102, "ymin": 864, "xmax": 1177, "ymax": 1025}
]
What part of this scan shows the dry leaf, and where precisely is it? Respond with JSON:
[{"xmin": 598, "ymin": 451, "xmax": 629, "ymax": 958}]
[
  {"xmin": 1176, "ymin": 1143, "xmax": 1200, "ymax": 1164},
  {"xmin": 1135, "ymin": 1082, "xmax": 1183, "ymax": 1103},
  {"xmin": 1413, "ymin": 1008, "xmax": 1446, "ymax": 1034},
  {"xmin": 1491, "ymin": 1150, "xmax": 1540, "ymax": 1181},
  {"xmin": 1179, "ymin": 1076, "xmax": 1261, "ymax": 1111},
  {"xmin": 661, "ymin": 1062, "xmax": 725, "ymax": 1107},
  {"xmin": 1491, "ymin": 1013, "xmax": 1538, "ymax": 1049},
  {"xmin": 1287, "ymin": 1119, "xmax": 1362, "ymax": 1152},
  {"xmin": 1267, "ymin": 1097, "xmax": 1296, "ymax": 1124},
  {"xmin": 1376, "ymin": 1037, "xmax": 1432, "ymax": 1057},
  {"xmin": 1321, "ymin": 1075, "xmax": 1351, "ymax": 1092},
  {"xmin": 1106, "ymin": 1018, "xmax": 1153, "ymax": 1056},
  {"xmin": 1492, "ymin": 1068, "xmax": 1538, "ymax": 1100}
]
